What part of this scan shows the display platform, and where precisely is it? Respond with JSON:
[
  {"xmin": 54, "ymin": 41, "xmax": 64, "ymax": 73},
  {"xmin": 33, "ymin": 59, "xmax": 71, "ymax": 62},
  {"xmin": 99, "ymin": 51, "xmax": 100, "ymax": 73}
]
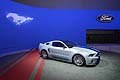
[{"xmin": 0, "ymin": 50, "xmax": 120, "ymax": 80}]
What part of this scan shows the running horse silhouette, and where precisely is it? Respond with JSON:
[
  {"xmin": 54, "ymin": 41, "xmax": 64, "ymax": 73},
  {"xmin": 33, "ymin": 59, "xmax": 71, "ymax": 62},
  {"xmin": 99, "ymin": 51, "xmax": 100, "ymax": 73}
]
[{"xmin": 6, "ymin": 13, "xmax": 33, "ymax": 25}]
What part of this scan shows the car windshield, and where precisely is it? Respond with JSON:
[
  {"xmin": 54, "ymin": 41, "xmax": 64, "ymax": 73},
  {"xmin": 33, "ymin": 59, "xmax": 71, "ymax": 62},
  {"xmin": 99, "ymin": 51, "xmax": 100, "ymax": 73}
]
[{"xmin": 62, "ymin": 40, "xmax": 78, "ymax": 48}]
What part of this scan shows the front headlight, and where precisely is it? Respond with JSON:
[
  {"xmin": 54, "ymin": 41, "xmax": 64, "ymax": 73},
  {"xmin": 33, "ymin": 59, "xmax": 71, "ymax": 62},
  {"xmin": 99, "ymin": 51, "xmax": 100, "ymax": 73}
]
[{"xmin": 88, "ymin": 54, "xmax": 95, "ymax": 57}]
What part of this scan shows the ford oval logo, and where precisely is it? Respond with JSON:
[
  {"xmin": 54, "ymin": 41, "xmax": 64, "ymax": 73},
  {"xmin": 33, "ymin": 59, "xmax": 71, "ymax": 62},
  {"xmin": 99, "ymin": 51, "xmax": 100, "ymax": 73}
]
[{"xmin": 97, "ymin": 14, "xmax": 114, "ymax": 23}]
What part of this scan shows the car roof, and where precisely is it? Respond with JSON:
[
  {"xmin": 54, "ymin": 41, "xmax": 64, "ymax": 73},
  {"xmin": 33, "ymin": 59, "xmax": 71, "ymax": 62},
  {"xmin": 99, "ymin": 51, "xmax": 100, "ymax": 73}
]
[{"xmin": 51, "ymin": 40, "xmax": 63, "ymax": 42}]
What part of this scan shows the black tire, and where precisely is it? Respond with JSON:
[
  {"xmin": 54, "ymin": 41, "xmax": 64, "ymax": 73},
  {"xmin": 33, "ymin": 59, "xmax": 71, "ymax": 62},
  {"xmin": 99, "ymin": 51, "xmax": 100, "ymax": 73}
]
[
  {"xmin": 41, "ymin": 50, "xmax": 48, "ymax": 59},
  {"xmin": 72, "ymin": 54, "xmax": 85, "ymax": 67}
]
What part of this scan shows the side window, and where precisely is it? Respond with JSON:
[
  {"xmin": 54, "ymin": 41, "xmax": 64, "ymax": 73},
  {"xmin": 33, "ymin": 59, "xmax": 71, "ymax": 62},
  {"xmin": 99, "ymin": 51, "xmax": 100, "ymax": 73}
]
[{"xmin": 52, "ymin": 42, "xmax": 65, "ymax": 47}]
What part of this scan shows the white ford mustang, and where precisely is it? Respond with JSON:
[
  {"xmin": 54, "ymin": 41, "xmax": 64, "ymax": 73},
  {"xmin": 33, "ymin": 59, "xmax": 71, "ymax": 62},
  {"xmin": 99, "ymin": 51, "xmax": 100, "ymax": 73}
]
[{"xmin": 38, "ymin": 40, "xmax": 101, "ymax": 66}]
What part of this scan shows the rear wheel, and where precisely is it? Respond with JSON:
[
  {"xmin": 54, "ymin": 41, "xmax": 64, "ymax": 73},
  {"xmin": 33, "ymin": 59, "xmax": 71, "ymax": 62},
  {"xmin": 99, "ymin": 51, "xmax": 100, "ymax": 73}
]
[
  {"xmin": 41, "ymin": 50, "xmax": 48, "ymax": 59},
  {"xmin": 73, "ymin": 54, "xmax": 85, "ymax": 66}
]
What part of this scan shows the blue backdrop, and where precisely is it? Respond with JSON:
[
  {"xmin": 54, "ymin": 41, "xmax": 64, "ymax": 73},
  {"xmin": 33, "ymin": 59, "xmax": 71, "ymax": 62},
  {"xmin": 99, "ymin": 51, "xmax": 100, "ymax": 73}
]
[{"xmin": 0, "ymin": 0, "xmax": 120, "ymax": 53}]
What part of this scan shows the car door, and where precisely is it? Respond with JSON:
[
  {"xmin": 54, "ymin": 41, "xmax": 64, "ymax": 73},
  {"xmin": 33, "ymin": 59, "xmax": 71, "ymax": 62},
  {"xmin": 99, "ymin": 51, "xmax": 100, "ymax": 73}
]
[{"xmin": 49, "ymin": 42, "xmax": 71, "ymax": 60}]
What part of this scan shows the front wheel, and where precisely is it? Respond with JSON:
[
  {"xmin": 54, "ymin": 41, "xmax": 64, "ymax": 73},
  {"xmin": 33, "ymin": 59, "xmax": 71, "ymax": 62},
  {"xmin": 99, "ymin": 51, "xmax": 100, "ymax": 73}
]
[
  {"xmin": 41, "ymin": 50, "xmax": 48, "ymax": 59},
  {"xmin": 73, "ymin": 55, "xmax": 85, "ymax": 66}
]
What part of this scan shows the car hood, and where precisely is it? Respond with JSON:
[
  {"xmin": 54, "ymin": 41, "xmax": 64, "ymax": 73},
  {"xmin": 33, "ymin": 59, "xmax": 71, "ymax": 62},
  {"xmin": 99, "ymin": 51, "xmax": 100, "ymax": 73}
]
[{"xmin": 72, "ymin": 47, "xmax": 97, "ymax": 54}]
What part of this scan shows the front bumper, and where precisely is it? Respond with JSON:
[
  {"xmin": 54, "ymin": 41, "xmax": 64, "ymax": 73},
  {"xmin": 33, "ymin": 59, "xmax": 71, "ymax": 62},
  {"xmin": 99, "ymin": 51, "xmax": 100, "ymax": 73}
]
[{"xmin": 86, "ymin": 56, "xmax": 100, "ymax": 65}]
